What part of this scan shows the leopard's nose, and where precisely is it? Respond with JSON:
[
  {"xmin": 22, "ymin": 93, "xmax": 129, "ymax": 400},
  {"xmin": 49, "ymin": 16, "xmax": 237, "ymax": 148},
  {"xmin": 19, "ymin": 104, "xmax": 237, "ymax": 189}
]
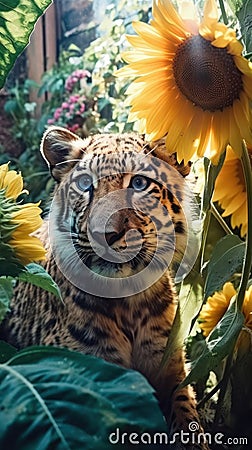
[
  {"xmin": 105, "ymin": 230, "xmax": 125, "ymax": 246},
  {"xmin": 91, "ymin": 230, "xmax": 125, "ymax": 247}
]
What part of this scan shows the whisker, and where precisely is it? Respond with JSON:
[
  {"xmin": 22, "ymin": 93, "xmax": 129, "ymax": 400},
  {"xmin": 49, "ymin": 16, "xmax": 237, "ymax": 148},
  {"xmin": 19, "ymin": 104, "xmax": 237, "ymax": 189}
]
[
  {"xmin": 139, "ymin": 143, "xmax": 159, "ymax": 160},
  {"xmin": 55, "ymin": 158, "xmax": 81, "ymax": 167}
]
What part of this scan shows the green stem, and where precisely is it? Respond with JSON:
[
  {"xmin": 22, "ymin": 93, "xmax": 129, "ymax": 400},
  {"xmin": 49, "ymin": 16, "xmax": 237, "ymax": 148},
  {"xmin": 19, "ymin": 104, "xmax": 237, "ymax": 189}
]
[
  {"xmin": 200, "ymin": 208, "xmax": 211, "ymax": 269},
  {"xmin": 214, "ymin": 352, "xmax": 233, "ymax": 425},
  {"xmin": 214, "ymin": 141, "xmax": 252, "ymax": 424},
  {"xmin": 200, "ymin": 154, "xmax": 225, "ymax": 268},
  {"xmin": 219, "ymin": 0, "xmax": 228, "ymax": 25},
  {"xmin": 211, "ymin": 202, "xmax": 233, "ymax": 235},
  {"xmin": 198, "ymin": 378, "xmax": 223, "ymax": 410},
  {"xmin": 237, "ymin": 141, "xmax": 252, "ymax": 310}
]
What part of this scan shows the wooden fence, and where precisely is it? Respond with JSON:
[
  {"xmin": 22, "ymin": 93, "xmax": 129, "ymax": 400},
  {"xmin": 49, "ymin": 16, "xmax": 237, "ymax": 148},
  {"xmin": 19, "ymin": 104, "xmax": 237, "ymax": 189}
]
[{"xmin": 26, "ymin": 3, "xmax": 57, "ymax": 108}]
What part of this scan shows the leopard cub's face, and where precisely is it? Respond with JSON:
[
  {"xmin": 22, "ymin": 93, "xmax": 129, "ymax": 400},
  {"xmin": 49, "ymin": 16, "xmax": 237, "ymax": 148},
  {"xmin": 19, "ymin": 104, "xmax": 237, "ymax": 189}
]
[{"xmin": 41, "ymin": 127, "xmax": 196, "ymax": 297}]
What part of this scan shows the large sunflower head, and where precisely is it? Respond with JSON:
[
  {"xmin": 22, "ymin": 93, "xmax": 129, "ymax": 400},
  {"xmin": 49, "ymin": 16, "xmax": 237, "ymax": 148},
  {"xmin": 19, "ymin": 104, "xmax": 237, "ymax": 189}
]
[
  {"xmin": 199, "ymin": 282, "xmax": 252, "ymax": 337},
  {"xmin": 118, "ymin": 0, "xmax": 252, "ymax": 164},
  {"xmin": 213, "ymin": 143, "xmax": 252, "ymax": 237},
  {"xmin": 0, "ymin": 163, "xmax": 46, "ymax": 268}
]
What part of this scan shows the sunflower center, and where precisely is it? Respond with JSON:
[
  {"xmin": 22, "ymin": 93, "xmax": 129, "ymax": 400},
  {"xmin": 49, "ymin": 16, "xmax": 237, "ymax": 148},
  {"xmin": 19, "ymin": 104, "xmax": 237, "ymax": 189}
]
[{"xmin": 173, "ymin": 35, "xmax": 243, "ymax": 112}]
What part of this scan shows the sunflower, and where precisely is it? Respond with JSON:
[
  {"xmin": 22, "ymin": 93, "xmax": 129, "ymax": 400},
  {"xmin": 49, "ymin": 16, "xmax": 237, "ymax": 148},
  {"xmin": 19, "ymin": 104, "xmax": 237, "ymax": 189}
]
[
  {"xmin": 213, "ymin": 144, "xmax": 252, "ymax": 237},
  {"xmin": 118, "ymin": 0, "xmax": 252, "ymax": 164},
  {"xmin": 199, "ymin": 282, "xmax": 252, "ymax": 337},
  {"xmin": 0, "ymin": 163, "xmax": 46, "ymax": 266}
]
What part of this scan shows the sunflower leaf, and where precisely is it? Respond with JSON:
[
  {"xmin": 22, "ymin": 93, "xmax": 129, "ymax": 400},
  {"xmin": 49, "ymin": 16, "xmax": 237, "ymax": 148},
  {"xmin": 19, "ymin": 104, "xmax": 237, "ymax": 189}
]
[
  {"xmin": 0, "ymin": 347, "xmax": 166, "ymax": 449},
  {"xmin": 0, "ymin": 278, "xmax": 13, "ymax": 323},
  {"xmin": 17, "ymin": 263, "xmax": 62, "ymax": 299},
  {"xmin": 233, "ymin": 0, "xmax": 252, "ymax": 54},
  {"xmin": 179, "ymin": 299, "xmax": 244, "ymax": 387},
  {"xmin": 0, "ymin": 0, "xmax": 52, "ymax": 89},
  {"xmin": 204, "ymin": 238, "xmax": 245, "ymax": 300},
  {"xmin": 0, "ymin": 242, "xmax": 24, "ymax": 277},
  {"xmin": 0, "ymin": 340, "xmax": 17, "ymax": 363}
]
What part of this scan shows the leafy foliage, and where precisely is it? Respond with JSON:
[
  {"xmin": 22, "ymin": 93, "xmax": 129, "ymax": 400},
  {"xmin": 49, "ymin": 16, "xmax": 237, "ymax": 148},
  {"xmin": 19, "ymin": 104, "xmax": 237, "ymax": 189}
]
[
  {"xmin": 0, "ymin": 0, "xmax": 52, "ymax": 88},
  {"xmin": 204, "ymin": 235, "xmax": 245, "ymax": 299},
  {"xmin": 236, "ymin": 0, "xmax": 252, "ymax": 55},
  {"xmin": 0, "ymin": 278, "xmax": 13, "ymax": 323},
  {"xmin": 18, "ymin": 264, "xmax": 62, "ymax": 300},
  {"xmin": 0, "ymin": 347, "xmax": 166, "ymax": 450},
  {"xmin": 0, "ymin": 0, "xmax": 252, "ymax": 447},
  {"xmin": 180, "ymin": 300, "xmax": 244, "ymax": 387}
]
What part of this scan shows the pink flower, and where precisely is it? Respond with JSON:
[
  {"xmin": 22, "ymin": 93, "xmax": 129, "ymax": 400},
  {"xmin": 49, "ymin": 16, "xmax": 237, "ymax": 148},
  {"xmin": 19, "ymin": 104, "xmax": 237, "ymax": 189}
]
[
  {"xmin": 54, "ymin": 108, "xmax": 62, "ymax": 120},
  {"xmin": 65, "ymin": 69, "xmax": 91, "ymax": 92},
  {"xmin": 68, "ymin": 124, "xmax": 79, "ymax": 132},
  {"xmin": 69, "ymin": 95, "xmax": 79, "ymax": 104},
  {"xmin": 62, "ymin": 102, "xmax": 69, "ymax": 109},
  {"xmin": 47, "ymin": 118, "xmax": 55, "ymax": 124},
  {"xmin": 79, "ymin": 103, "xmax": 85, "ymax": 113}
]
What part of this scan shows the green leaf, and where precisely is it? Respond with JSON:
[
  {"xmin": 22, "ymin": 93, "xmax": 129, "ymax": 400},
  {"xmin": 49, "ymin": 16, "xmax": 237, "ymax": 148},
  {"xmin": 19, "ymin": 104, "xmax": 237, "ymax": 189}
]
[
  {"xmin": 236, "ymin": 0, "xmax": 252, "ymax": 54},
  {"xmin": 180, "ymin": 299, "xmax": 244, "ymax": 387},
  {"xmin": 98, "ymin": 96, "xmax": 111, "ymax": 112},
  {"xmin": 0, "ymin": 340, "xmax": 17, "ymax": 363},
  {"xmin": 0, "ymin": 278, "xmax": 13, "ymax": 323},
  {"xmin": 0, "ymin": 242, "xmax": 24, "ymax": 277},
  {"xmin": 0, "ymin": 0, "xmax": 52, "ymax": 88},
  {"xmin": 205, "ymin": 234, "xmax": 242, "ymax": 274},
  {"xmin": 18, "ymin": 263, "xmax": 62, "ymax": 299},
  {"xmin": 3, "ymin": 98, "xmax": 18, "ymax": 115},
  {"xmin": 227, "ymin": 0, "xmax": 244, "ymax": 13},
  {"xmin": 204, "ymin": 236, "xmax": 245, "ymax": 300},
  {"xmin": 0, "ymin": 347, "xmax": 166, "ymax": 449}
]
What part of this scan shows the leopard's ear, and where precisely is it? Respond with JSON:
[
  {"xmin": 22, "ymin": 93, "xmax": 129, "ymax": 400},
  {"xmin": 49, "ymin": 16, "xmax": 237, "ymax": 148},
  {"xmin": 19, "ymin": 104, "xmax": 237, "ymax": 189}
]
[
  {"xmin": 149, "ymin": 138, "xmax": 191, "ymax": 177},
  {"xmin": 40, "ymin": 126, "xmax": 86, "ymax": 181}
]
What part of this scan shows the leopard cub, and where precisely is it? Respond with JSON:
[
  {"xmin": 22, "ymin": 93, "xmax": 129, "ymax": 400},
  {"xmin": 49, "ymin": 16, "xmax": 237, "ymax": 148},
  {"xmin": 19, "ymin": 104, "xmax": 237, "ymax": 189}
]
[{"xmin": 1, "ymin": 127, "xmax": 205, "ymax": 448}]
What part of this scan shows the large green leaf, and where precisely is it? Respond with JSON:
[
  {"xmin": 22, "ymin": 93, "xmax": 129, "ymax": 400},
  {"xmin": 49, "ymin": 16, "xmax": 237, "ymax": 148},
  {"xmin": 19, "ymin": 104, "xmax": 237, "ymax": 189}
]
[
  {"xmin": 18, "ymin": 263, "xmax": 62, "ymax": 299},
  {"xmin": 0, "ymin": 340, "xmax": 17, "ymax": 363},
  {"xmin": 0, "ymin": 0, "xmax": 52, "ymax": 88},
  {"xmin": 180, "ymin": 299, "xmax": 244, "ymax": 388},
  {"xmin": 0, "ymin": 242, "xmax": 24, "ymax": 277},
  {"xmin": 227, "ymin": 0, "xmax": 252, "ymax": 55},
  {"xmin": 0, "ymin": 347, "xmax": 166, "ymax": 449},
  {"xmin": 204, "ymin": 236, "xmax": 245, "ymax": 300}
]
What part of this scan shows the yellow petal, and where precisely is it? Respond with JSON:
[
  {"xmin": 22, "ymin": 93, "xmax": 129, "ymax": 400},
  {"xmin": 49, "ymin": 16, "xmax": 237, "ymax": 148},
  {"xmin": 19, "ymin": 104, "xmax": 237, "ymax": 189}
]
[
  {"xmin": 203, "ymin": 0, "xmax": 218, "ymax": 22},
  {"xmin": 0, "ymin": 163, "xmax": 9, "ymax": 189},
  {"xmin": 233, "ymin": 98, "xmax": 252, "ymax": 143},
  {"xmin": 222, "ymin": 192, "xmax": 246, "ymax": 216},
  {"xmin": 2, "ymin": 170, "xmax": 24, "ymax": 199},
  {"xmin": 11, "ymin": 236, "xmax": 46, "ymax": 265},
  {"xmin": 234, "ymin": 56, "xmax": 252, "ymax": 76},
  {"xmin": 228, "ymin": 39, "xmax": 243, "ymax": 55}
]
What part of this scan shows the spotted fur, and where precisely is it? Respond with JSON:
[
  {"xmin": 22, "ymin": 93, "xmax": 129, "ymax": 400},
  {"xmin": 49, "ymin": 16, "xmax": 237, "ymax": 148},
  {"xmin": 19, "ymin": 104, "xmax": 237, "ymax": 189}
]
[{"xmin": 1, "ymin": 128, "xmax": 205, "ymax": 448}]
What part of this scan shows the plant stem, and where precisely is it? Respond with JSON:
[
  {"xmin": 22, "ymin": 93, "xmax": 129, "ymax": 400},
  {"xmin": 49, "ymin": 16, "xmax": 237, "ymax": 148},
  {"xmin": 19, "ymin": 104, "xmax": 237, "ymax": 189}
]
[
  {"xmin": 219, "ymin": 0, "xmax": 228, "ymax": 25},
  {"xmin": 214, "ymin": 141, "xmax": 252, "ymax": 424},
  {"xmin": 198, "ymin": 378, "xmax": 224, "ymax": 409},
  {"xmin": 214, "ymin": 352, "xmax": 233, "ymax": 425},
  {"xmin": 200, "ymin": 209, "xmax": 211, "ymax": 269},
  {"xmin": 237, "ymin": 141, "xmax": 252, "ymax": 310},
  {"xmin": 211, "ymin": 202, "xmax": 233, "ymax": 235}
]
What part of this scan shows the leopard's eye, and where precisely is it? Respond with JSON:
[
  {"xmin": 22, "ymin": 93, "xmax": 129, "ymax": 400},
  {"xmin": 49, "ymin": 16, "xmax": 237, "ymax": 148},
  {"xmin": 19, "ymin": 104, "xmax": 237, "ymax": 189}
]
[
  {"xmin": 76, "ymin": 174, "xmax": 93, "ymax": 192},
  {"xmin": 131, "ymin": 175, "xmax": 149, "ymax": 191}
]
